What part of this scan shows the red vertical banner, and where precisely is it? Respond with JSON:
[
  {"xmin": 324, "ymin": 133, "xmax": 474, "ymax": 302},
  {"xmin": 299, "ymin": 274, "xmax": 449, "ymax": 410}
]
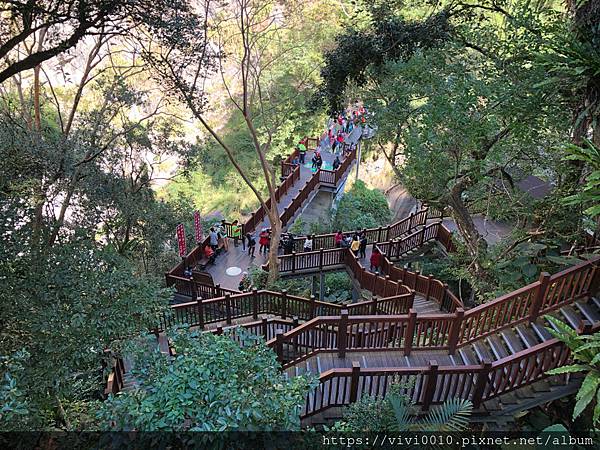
[
  {"xmin": 176, "ymin": 223, "xmax": 186, "ymax": 258},
  {"xmin": 193, "ymin": 210, "xmax": 203, "ymax": 244}
]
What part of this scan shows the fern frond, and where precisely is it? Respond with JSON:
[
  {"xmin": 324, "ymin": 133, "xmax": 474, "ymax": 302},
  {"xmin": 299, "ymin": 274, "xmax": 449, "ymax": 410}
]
[
  {"xmin": 547, "ymin": 364, "xmax": 590, "ymax": 375},
  {"xmin": 416, "ymin": 398, "xmax": 472, "ymax": 432},
  {"xmin": 389, "ymin": 393, "xmax": 413, "ymax": 431}
]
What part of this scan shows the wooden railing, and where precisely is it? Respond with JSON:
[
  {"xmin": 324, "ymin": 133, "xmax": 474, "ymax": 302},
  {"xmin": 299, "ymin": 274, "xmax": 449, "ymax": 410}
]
[
  {"xmin": 159, "ymin": 287, "xmax": 415, "ymax": 332},
  {"xmin": 377, "ymin": 250, "xmax": 462, "ymax": 313},
  {"xmin": 301, "ymin": 336, "xmax": 573, "ymax": 418},
  {"xmin": 104, "ymin": 356, "xmax": 125, "ymax": 396},
  {"xmin": 287, "ymin": 208, "xmax": 431, "ymax": 252},
  {"xmin": 268, "ymin": 308, "xmax": 454, "ymax": 369}
]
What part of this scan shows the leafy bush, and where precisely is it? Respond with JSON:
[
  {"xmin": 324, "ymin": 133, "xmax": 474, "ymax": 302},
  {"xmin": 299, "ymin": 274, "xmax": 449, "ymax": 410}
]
[
  {"xmin": 333, "ymin": 180, "xmax": 391, "ymax": 231},
  {"xmin": 99, "ymin": 328, "xmax": 315, "ymax": 431},
  {"xmin": 323, "ymin": 272, "xmax": 353, "ymax": 304}
]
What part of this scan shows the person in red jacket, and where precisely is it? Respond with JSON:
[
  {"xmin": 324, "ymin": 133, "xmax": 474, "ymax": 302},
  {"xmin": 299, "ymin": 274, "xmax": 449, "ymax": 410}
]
[
  {"xmin": 370, "ymin": 247, "xmax": 381, "ymax": 273},
  {"xmin": 259, "ymin": 228, "xmax": 270, "ymax": 255}
]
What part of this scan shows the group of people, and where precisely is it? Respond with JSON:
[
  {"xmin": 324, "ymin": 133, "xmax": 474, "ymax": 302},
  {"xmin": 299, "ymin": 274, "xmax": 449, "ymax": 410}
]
[
  {"xmin": 333, "ymin": 229, "xmax": 381, "ymax": 272},
  {"xmin": 199, "ymin": 221, "xmax": 382, "ymax": 274}
]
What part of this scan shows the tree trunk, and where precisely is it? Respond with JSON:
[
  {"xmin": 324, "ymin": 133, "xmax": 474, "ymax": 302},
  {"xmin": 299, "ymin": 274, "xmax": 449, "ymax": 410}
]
[
  {"xmin": 266, "ymin": 209, "xmax": 282, "ymax": 285},
  {"xmin": 446, "ymin": 185, "xmax": 489, "ymax": 291}
]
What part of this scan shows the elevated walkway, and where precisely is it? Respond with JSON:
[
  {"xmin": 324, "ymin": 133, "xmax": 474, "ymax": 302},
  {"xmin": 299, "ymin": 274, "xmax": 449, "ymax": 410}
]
[{"xmin": 105, "ymin": 119, "xmax": 600, "ymax": 429}]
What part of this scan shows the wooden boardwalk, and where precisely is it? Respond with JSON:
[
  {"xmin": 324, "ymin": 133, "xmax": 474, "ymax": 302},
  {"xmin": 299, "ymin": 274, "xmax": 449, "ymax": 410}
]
[{"xmin": 205, "ymin": 131, "xmax": 361, "ymax": 290}]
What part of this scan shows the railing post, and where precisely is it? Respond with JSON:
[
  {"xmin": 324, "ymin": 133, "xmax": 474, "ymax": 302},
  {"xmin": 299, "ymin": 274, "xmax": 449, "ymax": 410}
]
[
  {"xmin": 384, "ymin": 275, "xmax": 390, "ymax": 296},
  {"xmin": 425, "ymin": 275, "xmax": 434, "ymax": 301},
  {"xmin": 404, "ymin": 308, "xmax": 417, "ymax": 356},
  {"xmin": 448, "ymin": 308, "xmax": 464, "ymax": 355},
  {"xmin": 377, "ymin": 226, "xmax": 383, "ymax": 242},
  {"xmin": 530, "ymin": 272, "xmax": 551, "ymax": 321},
  {"xmin": 578, "ymin": 320, "xmax": 593, "ymax": 335},
  {"xmin": 419, "ymin": 227, "xmax": 425, "ymax": 246},
  {"xmin": 386, "ymin": 225, "xmax": 391, "ymax": 241},
  {"xmin": 442, "ymin": 283, "xmax": 450, "ymax": 311},
  {"xmin": 252, "ymin": 289, "xmax": 259, "ymax": 319},
  {"xmin": 292, "ymin": 251, "xmax": 296, "ymax": 273},
  {"xmin": 281, "ymin": 290, "xmax": 288, "ymax": 319},
  {"xmin": 189, "ymin": 277, "xmax": 197, "ymax": 302},
  {"xmin": 275, "ymin": 329, "xmax": 285, "ymax": 364},
  {"xmin": 197, "ymin": 298, "xmax": 205, "ymax": 330},
  {"xmin": 472, "ymin": 360, "xmax": 492, "ymax": 408},
  {"xmin": 292, "ymin": 316, "xmax": 299, "ymax": 355},
  {"xmin": 402, "ymin": 267, "xmax": 408, "ymax": 284},
  {"xmin": 409, "ymin": 212, "xmax": 415, "ymax": 229},
  {"xmin": 421, "ymin": 360, "xmax": 439, "ymax": 411},
  {"xmin": 337, "ymin": 309, "xmax": 349, "ymax": 358},
  {"xmin": 589, "ymin": 264, "xmax": 600, "ymax": 294},
  {"xmin": 349, "ymin": 361, "xmax": 361, "ymax": 404},
  {"xmin": 310, "ymin": 295, "xmax": 316, "ymax": 318},
  {"xmin": 225, "ymin": 293, "xmax": 232, "ymax": 325},
  {"xmin": 215, "ymin": 283, "xmax": 222, "ymax": 298},
  {"xmin": 371, "ymin": 296, "xmax": 378, "ymax": 315},
  {"xmin": 262, "ymin": 318, "xmax": 269, "ymax": 339},
  {"xmin": 319, "ymin": 248, "xmax": 324, "ymax": 270}
]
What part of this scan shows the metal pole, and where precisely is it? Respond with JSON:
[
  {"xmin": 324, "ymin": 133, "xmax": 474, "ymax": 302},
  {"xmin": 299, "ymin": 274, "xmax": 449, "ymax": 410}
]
[{"xmin": 355, "ymin": 140, "xmax": 361, "ymax": 181}]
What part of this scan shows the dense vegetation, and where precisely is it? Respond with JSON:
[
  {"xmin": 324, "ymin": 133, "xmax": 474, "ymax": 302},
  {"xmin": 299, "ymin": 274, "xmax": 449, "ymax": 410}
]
[{"xmin": 1, "ymin": 0, "xmax": 599, "ymax": 437}]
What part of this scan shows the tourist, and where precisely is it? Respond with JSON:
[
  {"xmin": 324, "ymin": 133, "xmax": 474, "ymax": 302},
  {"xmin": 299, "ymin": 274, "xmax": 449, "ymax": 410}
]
[
  {"xmin": 341, "ymin": 235, "xmax": 352, "ymax": 248},
  {"xmin": 303, "ymin": 235, "xmax": 313, "ymax": 252},
  {"xmin": 334, "ymin": 230, "xmax": 344, "ymax": 248},
  {"xmin": 282, "ymin": 233, "xmax": 295, "ymax": 255},
  {"xmin": 350, "ymin": 235, "xmax": 360, "ymax": 254},
  {"xmin": 312, "ymin": 151, "xmax": 322, "ymax": 171},
  {"xmin": 239, "ymin": 271, "xmax": 251, "ymax": 291},
  {"xmin": 183, "ymin": 266, "xmax": 193, "ymax": 278},
  {"xmin": 336, "ymin": 132, "xmax": 344, "ymax": 152},
  {"xmin": 231, "ymin": 220, "xmax": 243, "ymax": 248},
  {"xmin": 359, "ymin": 232, "xmax": 368, "ymax": 259},
  {"xmin": 315, "ymin": 153, "xmax": 323, "ymax": 170},
  {"xmin": 259, "ymin": 228, "xmax": 270, "ymax": 255},
  {"xmin": 204, "ymin": 244, "xmax": 216, "ymax": 265},
  {"xmin": 219, "ymin": 220, "xmax": 229, "ymax": 251},
  {"xmin": 297, "ymin": 141, "xmax": 307, "ymax": 164},
  {"xmin": 209, "ymin": 227, "xmax": 218, "ymax": 252},
  {"xmin": 291, "ymin": 156, "xmax": 299, "ymax": 166},
  {"xmin": 246, "ymin": 232, "xmax": 256, "ymax": 257},
  {"xmin": 332, "ymin": 156, "xmax": 341, "ymax": 171},
  {"xmin": 370, "ymin": 247, "xmax": 381, "ymax": 273}
]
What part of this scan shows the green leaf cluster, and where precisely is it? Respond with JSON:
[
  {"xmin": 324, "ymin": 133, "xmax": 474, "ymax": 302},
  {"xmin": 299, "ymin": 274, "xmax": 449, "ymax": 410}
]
[{"xmin": 98, "ymin": 328, "xmax": 315, "ymax": 430}]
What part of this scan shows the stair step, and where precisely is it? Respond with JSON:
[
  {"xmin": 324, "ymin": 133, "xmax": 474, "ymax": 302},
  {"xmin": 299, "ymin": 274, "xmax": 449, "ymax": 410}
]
[
  {"xmin": 559, "ymin": 306, "xmax": 582, "ymax": 329},
  {"xmin": 575, "ymin": 300, "xmax": 600, "ymax": 323},
  {"xmin": 531, "ymin": 320, "xmax": 553, "ymax": 341},
  {"xmin": 544, "ymin": 314, "xmax": 562, "ymax": 332},
  {"xmin": 458, "ymin": 346, "xmax": 478, "ymax": 365},
  {"xmin": 472, "ymin": 342, "xmax": 495, "ymax": 363},
  {"xmin": 515, "ymin": 325, "xmax": 540, "ymax": 348},
  {"xmin": 486, "ymin": 335, "xmax": 510, "ymax": 359},
  {"xmin": 500, "ymin": 329, "xmax": 526, "ymax": 353}
]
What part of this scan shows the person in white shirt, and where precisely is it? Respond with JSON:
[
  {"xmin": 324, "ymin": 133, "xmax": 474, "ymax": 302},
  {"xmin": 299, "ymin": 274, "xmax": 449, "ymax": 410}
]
[{"xmin": 303, "ymin": 235, "xmax": 313, "ymax": 252}]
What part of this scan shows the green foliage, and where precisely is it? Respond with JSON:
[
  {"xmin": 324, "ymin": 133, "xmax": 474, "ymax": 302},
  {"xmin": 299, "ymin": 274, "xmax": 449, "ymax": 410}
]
[
  {"xmin": 333, "ymin": 180, "xmax": 391, "ymax": 231},
  {"xmin": 99, "ymin": 328, "xmax": 315, "ymax": 430},
  {"xmin": 546, "ymin": 316, "xmax": 600, "ymax": 428},
  {"xmin": 332, "ymin": 380, "xmax": 472, "ymax": 432},
  {"xmin": 0, "ymin": 351, "xmax": 30, "ymax": 430},
  {"xmin": 563, "ymin": 140, "xmax": 600, "ymax": 218},
  {"xmin": 323, "ymin": 272, "xmax": 353, "ymax": 304},
  {"xmin": 316, "ymin": 9, "xmax": 452, "ymax": 114}
]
